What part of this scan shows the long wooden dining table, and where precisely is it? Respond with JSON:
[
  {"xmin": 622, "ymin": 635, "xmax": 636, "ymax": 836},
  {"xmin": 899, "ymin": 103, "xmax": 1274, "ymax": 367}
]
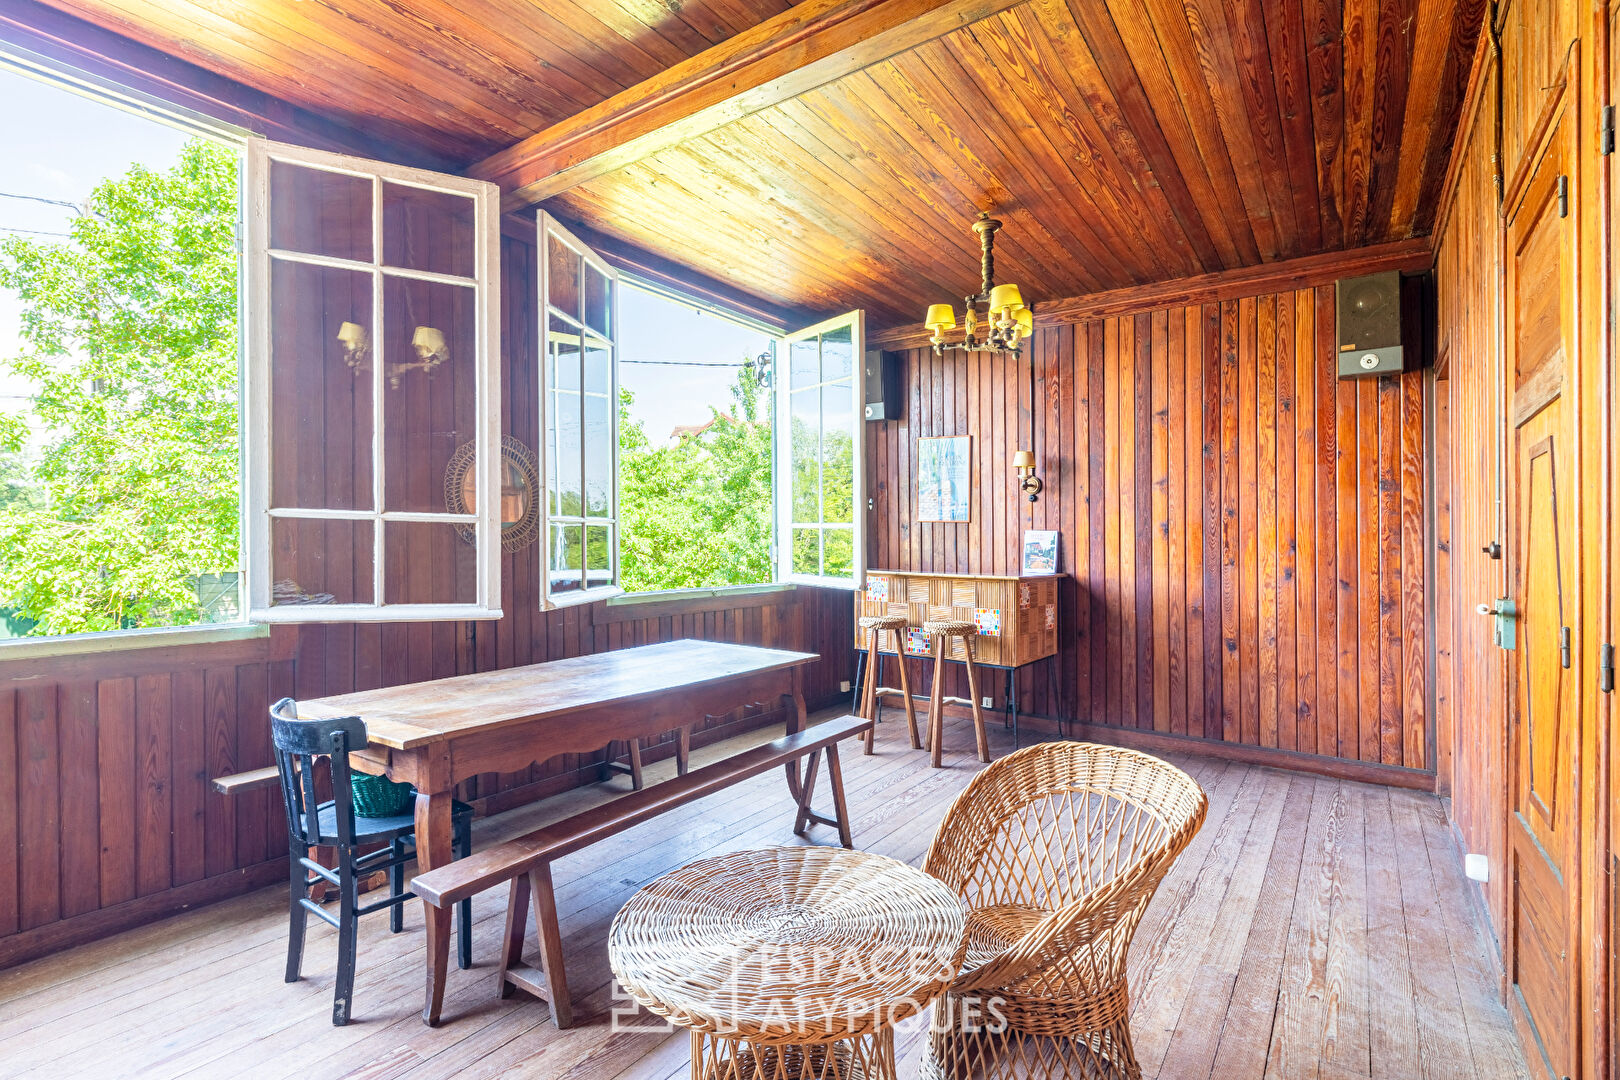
[{"xmin": 296, "ymin": 639, "xmax": 819, "ymax": 874}]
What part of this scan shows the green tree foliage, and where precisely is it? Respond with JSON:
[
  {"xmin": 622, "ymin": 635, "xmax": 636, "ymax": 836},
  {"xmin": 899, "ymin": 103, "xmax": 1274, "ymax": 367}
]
[
  {"xmin": 618, "ymin": 360, "xmax": 774, "ymax": 591},
  {"xmin": 0, "ymin": 139, "xmax": 240, "ymax": 635}
]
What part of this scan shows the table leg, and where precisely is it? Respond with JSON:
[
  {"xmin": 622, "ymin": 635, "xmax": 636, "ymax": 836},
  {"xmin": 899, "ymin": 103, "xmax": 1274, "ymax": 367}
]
[
  {"xmin": 413, "ymin": 788, "xmax": 455, "ymax": 872},
  {"xmin": 784, "ymin": 667, "xmax": 808, "ymax": 801}
]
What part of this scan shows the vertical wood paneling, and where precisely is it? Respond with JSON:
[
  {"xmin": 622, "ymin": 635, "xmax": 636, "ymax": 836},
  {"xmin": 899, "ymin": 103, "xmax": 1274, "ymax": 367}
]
[
  {"xmin": 134, "ymin": 674, "xmax": 173, "ymax": 898},
  {"xmin": 866, "ymin": 281, "xmax": 1429, "ymax": 771},
  {"xmin": 96, "ymin": 678, "xmax": 135, "ymax": 908},
  {"xmin": 0, "ymin": 690, "xmax": 15, "ymax": 937},
  {"xmin": 57, "ymin": 682, "xmax": 100, "ymax": 918},
  {"xmin": 169, "ymin": 670, "xmax": 206, "ymax": 888},
  {"xmin": 16, "ymin": 686, "xmax": 59, "ymax": 931}
]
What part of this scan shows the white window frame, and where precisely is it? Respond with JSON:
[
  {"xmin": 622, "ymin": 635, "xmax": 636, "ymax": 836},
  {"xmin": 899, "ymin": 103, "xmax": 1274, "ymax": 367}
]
[
  {"xmin": 775, "ymin": 310, "xmax": 865, "ymax": 588},
  {"xmin": 538, "ymin": 212, "xmax": 621, "ymax": 609},
  {"xmin": 244, "ymin": 138, "xmax": 503, "ymax": 622}
]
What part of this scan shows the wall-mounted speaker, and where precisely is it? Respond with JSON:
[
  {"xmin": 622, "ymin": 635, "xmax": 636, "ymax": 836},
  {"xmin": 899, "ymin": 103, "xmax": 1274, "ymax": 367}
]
[
  {"xmin": 863, "ymin": 349, "xmax": 904, "ymax": 421},
  {"xmin": 1336, "ymin": 271, "xmax": 1406, "ymax": 377}
]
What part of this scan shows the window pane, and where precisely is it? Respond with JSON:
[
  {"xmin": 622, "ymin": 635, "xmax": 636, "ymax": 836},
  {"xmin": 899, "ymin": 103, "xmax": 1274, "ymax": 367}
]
[
  {"xmin": 550, "ymin": 316, "xmax": 581, "ymax": 390},
  {"xmin": 269, "ymin": 261, "xmax": 373, "ymax": 510},
  {"xmin": 547, "ymin": 233, "xmax": 581, "ymax": 322},
  {"xmin": 585, "ymin": 264, "xmax": 611, "ymax": 337},
  {"xmin": 820, "ymin": 323, "xmax": 853, "ymax": 381},
  {"xmin": 382, "ymin": 521, "xmax": 476, "ymax": 604},
  {"xmin": 271, "ymin": 517, "xmax": 373, "ymax": 605},
  {"xmin": 792, "ymin": 528, "xmax": 821, "ymax": 576},
  {"xmin": 790, "ymin": 388, "xmax": 819, "ymax": 522},
  {"xmin": 824, "ymin": 527, "xmax": 853, "ymax": 578},
  {"xmin": 269, "ymin": 161, "xmax": 371, "ymax": 261},
  {"xmin": 382, "ymin": 276, "xmax": 477, "ymax": 513},
  {"xmin": 381, "ymin": 181, "xmax": 475, "ymax": 278},
  {"xmin": 586, "ymin": 524, "xmax": 612, "ymax": 588},
  {"xmin": 820, "ymin": 381, "xmax": 854, "ymax": 523},
  {"xmin": 549, "ymin": 391, "xmax": 581, "ymax": 518},
  {"xmin": 584, "ymin": 337, "xmax": 611, "ymax": 396},
  {"xmin": 584, "ymin": 390, "xmax": 613, "ymax": 517},
  {"xmin": 548, "ymin": 522, "xmax": 583, "ymax": 594},
  {"xmin": 790, "ymin": 336, "xmax": 819, "ymax": 389}
]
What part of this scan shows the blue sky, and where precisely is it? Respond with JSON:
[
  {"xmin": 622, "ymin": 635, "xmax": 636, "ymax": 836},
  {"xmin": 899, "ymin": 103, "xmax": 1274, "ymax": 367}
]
[
  {"xmin": 0, "ymin": 62, "xmax": 777, "ymax": 440},
  {"xmin": 617, "ymin": 281, "xmax": 777, "ymax": 441}
]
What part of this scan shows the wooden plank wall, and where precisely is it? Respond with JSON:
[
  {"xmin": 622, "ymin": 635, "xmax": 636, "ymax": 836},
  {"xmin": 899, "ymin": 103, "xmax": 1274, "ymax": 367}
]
[
  {"xmin": 0, "ymin": 233, "xmax": 854, "ymax": 969},
  {"xmin": 866, "ymin": 285, "xmax": 1430, "ymax": 777},
  {"xmin": 1432, "ymin": 49, "xmax": 1507, "ymax": 937}
]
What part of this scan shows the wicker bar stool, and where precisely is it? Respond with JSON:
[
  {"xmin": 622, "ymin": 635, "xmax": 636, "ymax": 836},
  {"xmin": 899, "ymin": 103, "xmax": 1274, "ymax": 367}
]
[
  {"xmin": 920, "ymin": 742, "xmax": 1208, "ymax": 1079},
  {"xmin": 610, "ymin": 847, "xmax": 967, "ymax": 1080},
  {"xmin": 922, "ymin": 619, "xmax": 989, "ymax": 768},
  {"xmin": 857, "ymin": 613, "xmax": 920, "ymax": 755}
]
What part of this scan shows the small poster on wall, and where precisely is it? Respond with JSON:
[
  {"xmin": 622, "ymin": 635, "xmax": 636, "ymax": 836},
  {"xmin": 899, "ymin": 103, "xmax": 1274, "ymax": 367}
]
[
  {"xmin": 916, "ymin": 435, "xmax": 971, "ymax": 522},
  {"xmin": 1022, "ymin": 530, "xmax": 1059, "ymax": 574},
  {"xmin": 864, "ymin": 576, "xmax": 889, "ymax": 603}
]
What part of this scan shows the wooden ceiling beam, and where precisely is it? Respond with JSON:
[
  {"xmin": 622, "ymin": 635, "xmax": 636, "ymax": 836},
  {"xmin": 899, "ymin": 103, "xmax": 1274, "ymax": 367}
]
[{"xmin": 469, "ymin": 0, "xmax": 1028, "ymax": 208}]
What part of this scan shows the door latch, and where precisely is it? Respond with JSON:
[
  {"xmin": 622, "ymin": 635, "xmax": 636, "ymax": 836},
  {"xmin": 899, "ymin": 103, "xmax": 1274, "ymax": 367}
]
[
  {"xmin": 1481, "ymin": 540, "xmax": 1502, "ymax": 559},
  {"xmin": 1477, "ymin": 598, "xmax": 1517, "ymax": 650},
  {"xmin": 1559, "ymin": 625, "xmax": 1571, "ymax": 669}
]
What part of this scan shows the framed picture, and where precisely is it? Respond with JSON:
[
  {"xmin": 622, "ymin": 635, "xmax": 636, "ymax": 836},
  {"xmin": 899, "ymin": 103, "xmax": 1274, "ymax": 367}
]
[
  {"xmin": 917, "ymin": 435, "xmax": 971, "ymax": 522},
  {"xmin": 1022, "ymin": 529, "xmax": 1059, "ymax": 574}
]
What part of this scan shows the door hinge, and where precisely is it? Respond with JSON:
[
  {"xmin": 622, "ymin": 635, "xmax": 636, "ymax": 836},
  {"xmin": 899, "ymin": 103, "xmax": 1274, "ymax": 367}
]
[
  {"xmin": 1557, "ymin": 175, "xmax": 1570, "ymax": 217},
  {"xmin": 1603, "ymin": 105, "xmax": 1616, "ymax": 155},
  {"xmin": 1559, "ymin": 625, "xmax": 1572, "ymax": 669},
  {"xmin": 1601, "ymin": 642, "xmax": 1615, "ymax": 693}
]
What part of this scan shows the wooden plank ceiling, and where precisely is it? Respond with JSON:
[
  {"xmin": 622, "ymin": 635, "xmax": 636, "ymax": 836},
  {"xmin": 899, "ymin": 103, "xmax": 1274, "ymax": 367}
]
[{"xmin": 38, "ymin": 0, "xmax": 1482, "ymax": 330}]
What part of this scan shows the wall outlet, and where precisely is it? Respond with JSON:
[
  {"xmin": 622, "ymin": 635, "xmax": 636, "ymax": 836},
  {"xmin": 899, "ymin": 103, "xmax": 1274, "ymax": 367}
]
[
  {"xmin": 982, "ymin": 696, "xmax": 993, "ymax": 708},
  {"xmin": 840, "ymin": 680, "xmax": 851, "ymax": 693},
  {"xmin": 1464, "ymin": 853, "xmax": 1490, "ymax": 883}
]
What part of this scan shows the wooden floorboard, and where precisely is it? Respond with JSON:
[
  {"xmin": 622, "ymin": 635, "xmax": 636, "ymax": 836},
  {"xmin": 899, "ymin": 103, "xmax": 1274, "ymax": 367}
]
[{"xmin": 0, "ymin": 709, "xmax": 1527, "ymax": 1079}]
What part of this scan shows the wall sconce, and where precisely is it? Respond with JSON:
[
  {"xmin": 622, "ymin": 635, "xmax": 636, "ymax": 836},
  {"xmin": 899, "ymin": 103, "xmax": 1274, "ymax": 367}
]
[
  {"xmin": 1013, "ymin": 449, "xmax": 1043, "ymax": 503},
  {"xmin": 335, "ymin": 321, "xmax": 369, "ymax": 374},
  {"xmin": 385, "ymin": 325, "xmax": 451, "ymax": 389}
]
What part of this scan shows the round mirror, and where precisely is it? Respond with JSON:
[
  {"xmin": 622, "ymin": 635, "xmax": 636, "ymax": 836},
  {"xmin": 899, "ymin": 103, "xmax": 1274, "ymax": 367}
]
[{"xmin": 444, "ymin": 436, "xmax": 540, "ymax": 551}]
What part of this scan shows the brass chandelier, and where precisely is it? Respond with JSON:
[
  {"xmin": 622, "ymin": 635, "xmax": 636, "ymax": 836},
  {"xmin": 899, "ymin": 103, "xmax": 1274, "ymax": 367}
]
[{"xmin": 924, "ymin": 212, "xmax": 1032, "ymax": 355}]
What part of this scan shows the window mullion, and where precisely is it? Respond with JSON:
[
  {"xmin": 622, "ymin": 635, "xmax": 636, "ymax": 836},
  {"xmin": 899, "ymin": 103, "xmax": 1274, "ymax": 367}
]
[
  {"xmin": 370, "ymin": 176, "xmax": 386, "ymax": 609},
  {"xmin": 577, "ymin": 334, "xmax": 588, "ymax": 592}
]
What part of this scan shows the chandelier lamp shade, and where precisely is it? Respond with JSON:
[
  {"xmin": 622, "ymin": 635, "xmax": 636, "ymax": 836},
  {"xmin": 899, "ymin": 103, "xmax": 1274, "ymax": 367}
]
[{"xmin": 924, "ymin": 212, "xmax": 1033, "ymax": 355}]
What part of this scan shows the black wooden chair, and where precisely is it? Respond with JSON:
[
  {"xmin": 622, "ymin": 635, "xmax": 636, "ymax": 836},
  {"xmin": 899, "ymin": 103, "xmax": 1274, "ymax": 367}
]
[{"xmin": 270, "ymin": 697, "xmax": 474, "ymax": 1025}]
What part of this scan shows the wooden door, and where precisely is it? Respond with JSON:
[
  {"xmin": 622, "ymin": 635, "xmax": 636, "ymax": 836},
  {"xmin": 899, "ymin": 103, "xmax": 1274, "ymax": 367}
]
[{"xmin": 1504, "ymin": 103, "xmax": 1580, "ymax": 1080}]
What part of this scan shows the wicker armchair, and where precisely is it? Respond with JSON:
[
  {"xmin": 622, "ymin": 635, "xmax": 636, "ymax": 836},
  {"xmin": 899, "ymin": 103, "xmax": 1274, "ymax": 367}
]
[{"xmin": 921, "ymin": 742, "xmax": 1207, "ymax": 1079}]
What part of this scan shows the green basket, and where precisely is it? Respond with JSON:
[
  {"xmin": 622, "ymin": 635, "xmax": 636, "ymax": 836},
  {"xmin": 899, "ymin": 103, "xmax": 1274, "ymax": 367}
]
[{"xmin": 350, "ymin": 773, "xmax": 415, "ymax": 817}]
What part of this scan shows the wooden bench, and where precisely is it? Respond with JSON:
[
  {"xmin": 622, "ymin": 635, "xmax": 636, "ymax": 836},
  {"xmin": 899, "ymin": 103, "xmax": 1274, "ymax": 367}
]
[{"xmin": 410, "ymin": 714, "xmax": 874, "ymax": 1028}]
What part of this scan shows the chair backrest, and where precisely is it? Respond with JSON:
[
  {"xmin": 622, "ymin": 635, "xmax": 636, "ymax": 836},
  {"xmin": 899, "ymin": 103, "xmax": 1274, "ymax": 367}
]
[
  {"xmin": 269, "ymin": 697, "xmax": 369, "ymax": 848},
  {"xmin": 923, "ymin": 742, "xmax": 1207, "ymax": 996},
  {"xmin": 925, "ymin": 741, "xmax": 1207, "ymax": 913}
]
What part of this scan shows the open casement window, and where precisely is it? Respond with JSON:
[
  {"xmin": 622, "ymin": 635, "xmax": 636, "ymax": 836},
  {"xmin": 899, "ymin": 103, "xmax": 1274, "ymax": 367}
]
[
  {"xmin": 244, "ymin": 139, "xmax": 503, "ymax": 622},
  {"xmin": 776, "ymin": 311, "xmax": 864, "ymax": 586},
  {"xmin": 539, "ymin": 213, "xmax": 620, "ymax": 608}
]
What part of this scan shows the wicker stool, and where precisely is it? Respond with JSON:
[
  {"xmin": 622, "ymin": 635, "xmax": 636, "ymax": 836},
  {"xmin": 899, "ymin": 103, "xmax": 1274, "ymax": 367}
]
[
  {"xmin": 610, "ymin": 847, "xmax": 967, "ymax": 1080},
  {"xmin": 921, "ymin": 620, "xmax": 989, "ymax": 768},
  {"xmin": 857, "ymin": 614, "xmax": 920, "ymax": 755}
]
